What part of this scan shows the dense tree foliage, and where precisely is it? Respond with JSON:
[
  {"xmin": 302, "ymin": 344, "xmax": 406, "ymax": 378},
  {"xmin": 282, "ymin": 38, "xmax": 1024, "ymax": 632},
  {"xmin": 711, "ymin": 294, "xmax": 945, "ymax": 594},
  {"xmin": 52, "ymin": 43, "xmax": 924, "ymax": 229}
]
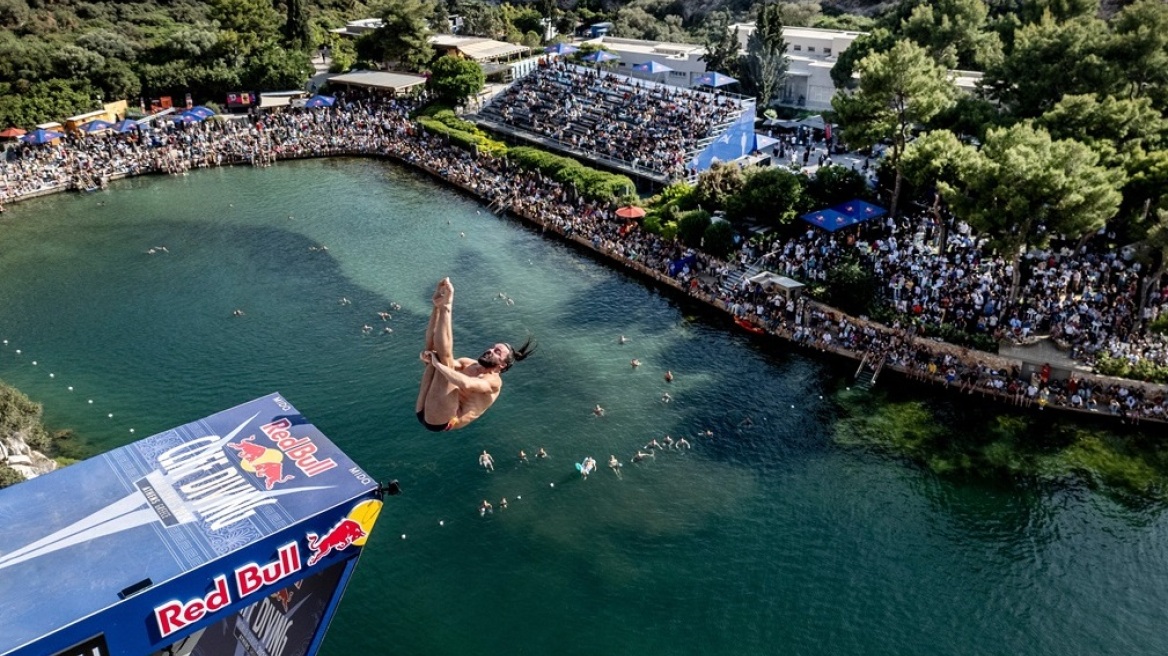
[
  {"xmin": 741, "ymin": 2, "xmax": 788, "ymax": 109},
  {"xmin": 428, "ymin": 54, "xmax": 485, "ymax": 105}
]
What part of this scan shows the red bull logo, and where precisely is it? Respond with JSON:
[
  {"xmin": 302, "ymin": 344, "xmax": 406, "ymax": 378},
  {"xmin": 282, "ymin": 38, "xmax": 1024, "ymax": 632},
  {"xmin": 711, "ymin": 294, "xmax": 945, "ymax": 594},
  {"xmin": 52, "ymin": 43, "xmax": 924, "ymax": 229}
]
[
  {"xmin": 259, "ymin": 418, "xmax": 337, "ymax": 478},
  {"xmin": 227, "ymin": 436, "xmax": 294, "ymax": 490},
  {"xmin": 306, "ymin": 518, "xmax": 366, "ymax": 566}
]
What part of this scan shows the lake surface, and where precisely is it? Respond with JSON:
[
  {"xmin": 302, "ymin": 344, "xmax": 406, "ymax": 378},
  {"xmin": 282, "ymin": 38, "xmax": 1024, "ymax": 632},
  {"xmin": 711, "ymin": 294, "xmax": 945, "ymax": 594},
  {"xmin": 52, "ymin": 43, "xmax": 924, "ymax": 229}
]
[{"xmin": 1, "ymin": 160, "xmax": 1165, "ymax": 656}]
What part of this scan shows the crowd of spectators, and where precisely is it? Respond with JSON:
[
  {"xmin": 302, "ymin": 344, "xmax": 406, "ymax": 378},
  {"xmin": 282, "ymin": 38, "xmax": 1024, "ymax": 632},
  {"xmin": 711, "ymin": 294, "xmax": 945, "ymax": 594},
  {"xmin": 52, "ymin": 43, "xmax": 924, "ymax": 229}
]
[
  {"xmin": 480, "ymin": 61, "xmax": 747, "ymax": 179},
  {"xmin": 0, "ymin": 91, "xmax": 1164, "ymax": 423}
]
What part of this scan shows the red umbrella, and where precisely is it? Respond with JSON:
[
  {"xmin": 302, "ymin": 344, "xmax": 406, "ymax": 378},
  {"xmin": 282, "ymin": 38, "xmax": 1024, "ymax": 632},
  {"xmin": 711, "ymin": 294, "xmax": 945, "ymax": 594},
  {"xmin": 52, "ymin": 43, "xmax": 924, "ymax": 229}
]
[
  {"xmin": 0, "ymin": 127, "xmax": 26, "ymax": 139},
  {"xmin": 615, "ymin": 206, "xmax": 646, "ymax": 219}
]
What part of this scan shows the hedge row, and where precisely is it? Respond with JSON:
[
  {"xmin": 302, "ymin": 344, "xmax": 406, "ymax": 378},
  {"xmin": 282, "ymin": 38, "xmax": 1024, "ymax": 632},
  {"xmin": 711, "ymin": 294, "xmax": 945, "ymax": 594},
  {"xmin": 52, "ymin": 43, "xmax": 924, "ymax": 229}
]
[
  {"xmin": 417, "ymin": 116, "xmax": 509, "ymax": 157},
  {"xmin": 506, "ymin": 146, "xmax": 635, "ymax": 203}
]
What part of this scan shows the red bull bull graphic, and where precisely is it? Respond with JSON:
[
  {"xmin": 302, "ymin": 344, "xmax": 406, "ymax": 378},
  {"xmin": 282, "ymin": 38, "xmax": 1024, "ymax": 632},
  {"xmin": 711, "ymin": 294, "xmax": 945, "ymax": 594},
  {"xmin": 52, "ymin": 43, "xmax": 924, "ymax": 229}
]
[
  {"xmin": 306, "ymin": 519, "xmax": 367, "ymax": 567},
  {"xmin": 0, "ymin": 393, "xmax": 381, "ymax": 656}
]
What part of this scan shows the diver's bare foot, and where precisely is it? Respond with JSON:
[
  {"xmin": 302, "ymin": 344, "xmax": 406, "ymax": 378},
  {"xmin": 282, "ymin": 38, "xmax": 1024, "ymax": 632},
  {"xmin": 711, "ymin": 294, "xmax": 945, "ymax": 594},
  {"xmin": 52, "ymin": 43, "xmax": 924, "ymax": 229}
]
[{"xmin": 433, "ymin": 278, "xmax": 453, "ymax": 308}]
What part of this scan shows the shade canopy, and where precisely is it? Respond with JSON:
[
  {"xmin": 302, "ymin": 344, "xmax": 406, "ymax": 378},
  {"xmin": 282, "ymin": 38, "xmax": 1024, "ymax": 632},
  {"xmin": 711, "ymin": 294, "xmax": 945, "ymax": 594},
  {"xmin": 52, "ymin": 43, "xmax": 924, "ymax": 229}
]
[
  {"xmin": 615, "ymin": 206, "xmax": 646, "ymax": 219},
  {"xmin": 0, "ymin": 127, "xmax": 26, "ymax": 139},
  {"xmin": 695, "ymin": 71, "xmax": 737, "ymax": 87},
  {"xmin": 112, "ymin": 119, "xmax": 140, "ymax": 133},
  {"xmin": 631, "ymin": 60, "xmax": 672, "ymax": 74},
  {"xmin": 580, "ymin": 50, "xmax": 619, "ymax": 63},
  {"xmin": 305, "ymin": 94, "xmax": 336, "ymax": 108},
  {"xmin": 188, "ymin": 105, "xmax": 216, "ymax": 119},
  {"xmin": 174, "ymin": 111, "xmax": 206, "ymax": 123},
  {"xmin": 20, "ymin": 128, "xmax": 64, "ymax": 144},
  {"xmin": 798, "ymin": 114, "xmax": 826, "ymax": 130},
  {"xmin": 545, "ymin": 43, "xmax": 579, "ymax": 55},
  {"xmin": 754, "ymin": 133, "xmax": 780, "ymax": 152},
  {"xmin": 801, "ymin": 199, "xmax": 887, "ymax": 232},
  {"xmin": 832, "ymin": 199, "xmax": 887, "ymax": 221},
  {"xmin": 80, "ymin": 120, "xmax": 114, "ymax": 134}
]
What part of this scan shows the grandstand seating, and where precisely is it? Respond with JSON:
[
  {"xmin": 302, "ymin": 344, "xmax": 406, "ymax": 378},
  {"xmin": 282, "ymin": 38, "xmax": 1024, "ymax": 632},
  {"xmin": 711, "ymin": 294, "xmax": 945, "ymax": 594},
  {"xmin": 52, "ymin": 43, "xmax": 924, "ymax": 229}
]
[{"xmin": 477, "ymin": 62, "xmax": 753, "ymax": 181}]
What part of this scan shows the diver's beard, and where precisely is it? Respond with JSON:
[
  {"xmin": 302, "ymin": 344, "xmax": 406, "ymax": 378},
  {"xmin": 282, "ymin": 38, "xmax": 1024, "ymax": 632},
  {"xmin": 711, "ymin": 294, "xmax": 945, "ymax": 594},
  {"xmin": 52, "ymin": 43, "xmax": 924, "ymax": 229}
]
[{"xmin": 478, "ymin": 352, "xmax": 500, "ymax": 368}]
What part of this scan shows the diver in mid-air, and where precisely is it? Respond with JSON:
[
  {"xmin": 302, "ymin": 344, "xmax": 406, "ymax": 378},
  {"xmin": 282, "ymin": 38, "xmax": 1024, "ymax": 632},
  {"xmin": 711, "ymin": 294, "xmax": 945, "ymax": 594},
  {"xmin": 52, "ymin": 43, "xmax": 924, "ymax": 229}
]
[{"xmin": 415, "ymin": 278, "xmax": 534, "ymax": 432}]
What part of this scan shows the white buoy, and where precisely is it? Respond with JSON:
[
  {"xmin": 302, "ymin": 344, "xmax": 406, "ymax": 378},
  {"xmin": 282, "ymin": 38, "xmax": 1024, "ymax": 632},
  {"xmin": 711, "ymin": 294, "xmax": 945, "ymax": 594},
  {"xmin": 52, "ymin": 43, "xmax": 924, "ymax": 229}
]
[
  {"xmin": 549, "ymin": 483, "xmax": 555, "ymax": 488},
  {"xmin": 401, "ymin": 534, "xmax": 407, "ymax": 540},
  {"xmin": 14, "ymin": 350, "xmax": 20, "ymax": 354},
  {"xmin": 129, "ymin": 429, "xmax": 135, "ymax": 433},
  {"xmin": 2, "ymin": 340, "xmax": 6, "ymax": 344},
  {"xmin": 88, "ymin": 399, "xmax": 93, "ymax": 404},
  {"xmin": 31, "ymin": 361, "xmax": 37, "ymax": 365},
  {"xmin": 68, "ymin": 386, "xmax": 73, "ymax": 391},
  {"xmin": 516, "ymin": 496, "xmax": 522, "ymax": 500},
  {"xmin": 439, "ymin": 520, "xmax": 445, "ymax": 526},
  {"xmin": 49, "ymin": 373, "xmax": 54, "ymax": 378},
  {"xmin": 108, "ymin": 413, "xmax": 113, "ymax": 418}
]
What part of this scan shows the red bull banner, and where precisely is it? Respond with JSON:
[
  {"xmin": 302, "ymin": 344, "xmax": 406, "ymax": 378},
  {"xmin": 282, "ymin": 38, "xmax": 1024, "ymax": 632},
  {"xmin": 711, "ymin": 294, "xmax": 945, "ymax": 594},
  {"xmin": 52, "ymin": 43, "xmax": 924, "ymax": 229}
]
[{"xmin": 0, "ymin": 393, "xmax": 382, "ymax": 656}]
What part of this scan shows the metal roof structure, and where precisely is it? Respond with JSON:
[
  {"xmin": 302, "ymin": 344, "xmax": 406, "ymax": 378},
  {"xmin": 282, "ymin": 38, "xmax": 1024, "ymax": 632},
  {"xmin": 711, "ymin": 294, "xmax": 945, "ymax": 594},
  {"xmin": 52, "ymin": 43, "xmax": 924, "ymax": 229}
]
[
  {"xmin": 430, "ymin": 35, "xmax": 531, "ymax": 61},
  {"xmin": 328, "ymin": 71, "xmax": 428, "ymax": 93}
]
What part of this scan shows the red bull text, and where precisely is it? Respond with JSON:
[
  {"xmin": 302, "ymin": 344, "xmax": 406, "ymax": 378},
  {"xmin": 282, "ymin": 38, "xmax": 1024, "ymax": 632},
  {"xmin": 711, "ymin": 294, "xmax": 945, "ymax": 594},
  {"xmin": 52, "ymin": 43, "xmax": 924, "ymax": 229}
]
[
  {"xmin": 154, "ymin": 542, "xmax": 303, "ymax": 639},
  {"xmin": 260, "ymin": 418, "xmax": 337, "ymax": 478}
]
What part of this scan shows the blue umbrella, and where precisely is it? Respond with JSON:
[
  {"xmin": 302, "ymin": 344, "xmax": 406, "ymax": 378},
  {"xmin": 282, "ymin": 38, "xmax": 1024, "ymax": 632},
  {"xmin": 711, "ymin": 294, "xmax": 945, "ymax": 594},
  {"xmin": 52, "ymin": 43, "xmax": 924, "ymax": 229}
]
[
  {"xmin": 174, "ymin": 111, "xmax": 205, "ymax": 124},
  {"xmin": 20, "ymin": 128, "xmax": 64, "ymax": 144},
  {"xmin": 695, "ymin": 71, "xmax": 738, "ymax": 87},
  {"xmin": 631, "ymin": 61, "xmax": 673, "ymax": 75},
  {"xmin": 80, "ymin": 120, "xmax": 114, "ymax": 134},
  {"xmin": 580, "ymin": 50, "xmax": 619, "ymax": 64},
  {"xmin": 305, "ymin": 94, "xmax": 336, "ymax": 108},
  {"xmin": 188, "ymin": 105, "xmax": 216, "ymax": 119},
  {"xmin": 545, "ymin": 43, "xmax": 579, "ymax": 55},
  {"xmin": 112, "ymin": 119, "xmax": 140, "ymax": 133}
]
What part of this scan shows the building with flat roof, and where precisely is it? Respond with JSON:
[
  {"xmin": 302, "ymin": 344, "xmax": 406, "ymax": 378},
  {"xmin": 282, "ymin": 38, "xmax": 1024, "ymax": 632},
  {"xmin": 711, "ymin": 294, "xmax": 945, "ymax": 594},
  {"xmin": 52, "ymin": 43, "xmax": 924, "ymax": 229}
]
[
  {"xmin": 579, "ymin": 36, "xmax": 710, "ymax": 88},
  {"xmin": 729, "ymin": 24, "xmax": 865, "ymax": 110}
]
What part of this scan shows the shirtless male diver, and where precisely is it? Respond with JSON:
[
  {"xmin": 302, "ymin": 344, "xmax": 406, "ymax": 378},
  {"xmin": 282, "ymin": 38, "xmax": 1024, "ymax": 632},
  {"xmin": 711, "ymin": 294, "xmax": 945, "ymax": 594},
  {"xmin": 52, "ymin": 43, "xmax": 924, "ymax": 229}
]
[{"xmin": 416, "ymin": 277, "xmax": 534, "ymax": 432}]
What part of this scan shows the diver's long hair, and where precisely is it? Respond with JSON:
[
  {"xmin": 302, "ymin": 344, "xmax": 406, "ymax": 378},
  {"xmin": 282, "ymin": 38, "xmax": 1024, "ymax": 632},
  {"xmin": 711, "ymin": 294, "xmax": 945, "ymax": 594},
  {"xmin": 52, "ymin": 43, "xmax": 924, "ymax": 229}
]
[{"xmin": 501, "ymin": 337, "xmax": 536, "ymax": 373}]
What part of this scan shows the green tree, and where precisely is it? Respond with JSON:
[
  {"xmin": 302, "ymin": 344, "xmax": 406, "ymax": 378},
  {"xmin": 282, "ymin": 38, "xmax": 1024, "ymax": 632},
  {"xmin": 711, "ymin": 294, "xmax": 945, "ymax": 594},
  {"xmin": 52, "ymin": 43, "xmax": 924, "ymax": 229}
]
[
  {"xmin": 284, "ymin": 0, "xmax": 312, "ymax": 50},
  {"xmin": 807, "ymin": 165, "xmax": 869, "ymax": 208},
  {"xmin": 832, "ymin": 39, "xmax": 955, "ymax": 218},
  {"xmin": 210, "ymin": 0, "xmax": 281, "ymax": 58},
  {"xmin": 703, "ymin": 220, "xmax": 736, "ymax": 258},
  {"xmin": 0, "ymin": 0, "xmax": 30, "ymax": 29},
  {"xmin": 726, "ymin": 167, "xmax": 808, "ymax": 226},
  {"xmin": 742, "ymin": 2, "xmax": 788, "ymax": 109},
  {"xmin": 948, "ymin": 123, "xmax": 1124, "ymax": 301},
  {"xmin": 825, "ymin": 255, "xmax": 880, "ymax": 316},
  {"xmin": 677, "ymin": 209, "xmax": 712, "ymax": 248},
  {"xmin": 1138, "ymin": 209, "xmax": 1168, "ymax": 315},
  {"xmin": 428, "ymin": 54, "xmax": 485, "ymax": 105},
  {"xmin": 1109, "ymin": 0, "xmax": 1168, "ymax": 109},
  {"xmin": 700, "ymin": 10, "xmax": 741, "ymax": 77},
  {"xmin": 693, "ymin": 161, "xmax": 745, "ymax": 212},
  {"xmin": 0, "ymin": 78, "xmax": 98, "ymax": 127},
  {"xmin": 900, "ymin": 129, "xmax": 976, "ymax": 249},
  {"xmin": 983, "ymin": 13, "xmax": 1115, "ymax": 118},
  {"xmin": 899, "ymin": 0, "xmax": 1002, "ymax": 69},
  {"xmin": 243, "ymin": 44, "xmax": 312, "ymax": 91},
  {"xmin": 830, "ymin": 28, "xmax": 895, "ymax": 91},
  {"xmin": 364, "ymin": 0, "xmax": 436, "ymax": 71},
  {"xmin": 459, "ymin": 0, "xmax": 507, "ymax": 40}
]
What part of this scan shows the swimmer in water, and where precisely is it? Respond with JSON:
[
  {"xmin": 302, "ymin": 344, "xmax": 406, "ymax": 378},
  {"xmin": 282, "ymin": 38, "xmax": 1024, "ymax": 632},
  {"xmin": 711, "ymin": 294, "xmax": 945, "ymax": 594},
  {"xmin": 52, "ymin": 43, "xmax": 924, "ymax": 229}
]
[
  {"xmin": 618, "ymin": 335, "xmax": 628, "ymax": 344},
  {"xmin": 519, "ymin": 449, "xmax": 528, "ymax": 462},
  {"xmin": 664, "ymin": 370, "xmax": 674, "ymax": 382},
  {"xmin": 593, "ymin": 404, "xmax": 605, "ymax": 417},
  {"xmin": 676, "ymin": 437, "xmax": 691, "ymax": 449},
  {"xmin": 479, "ymin": 450, "xmax": 495, "ymax": 472},
  {"xmin": 632, "ymin": 450, "xmax": 654, "ymax": 462},
  {"xmin": 479, "ymin": 499, "xmax": 493, "ymax": 516},
  {"xmin": 608, "ymin": 455, "xmax": 621, "ymax": 469},
  {"xmin": 537, "ymin": 447, "xmax": 548, "ymax": 458},
  {"xmin": 631, "ymin": 359, "xmax": 641, "ymax": 368}
]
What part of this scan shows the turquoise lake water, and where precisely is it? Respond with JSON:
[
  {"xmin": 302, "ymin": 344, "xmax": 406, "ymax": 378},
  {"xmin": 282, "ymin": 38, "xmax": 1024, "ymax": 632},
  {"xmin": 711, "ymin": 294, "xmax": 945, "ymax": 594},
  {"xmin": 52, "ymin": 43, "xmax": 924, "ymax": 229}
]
[{"xmin": 1, "ymin": 159, "xmax": 1166, "ymax": 656}]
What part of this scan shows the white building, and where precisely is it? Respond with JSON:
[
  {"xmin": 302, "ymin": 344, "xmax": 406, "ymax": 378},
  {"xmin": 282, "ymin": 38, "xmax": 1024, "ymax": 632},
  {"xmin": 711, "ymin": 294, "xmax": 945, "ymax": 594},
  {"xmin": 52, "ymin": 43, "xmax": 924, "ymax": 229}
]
[
  {"xmin": 730, "ymin": 24, "xmax": 864, "ymax": 110},
  {"xmin": 579, "ymin": 37, "xmax": 709, "ymax": 88}
]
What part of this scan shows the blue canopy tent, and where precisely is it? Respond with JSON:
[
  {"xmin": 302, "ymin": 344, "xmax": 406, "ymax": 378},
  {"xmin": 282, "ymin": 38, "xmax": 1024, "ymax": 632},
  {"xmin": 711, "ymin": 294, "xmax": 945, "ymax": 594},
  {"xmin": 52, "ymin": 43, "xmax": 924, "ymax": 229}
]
[
  {"xmin": 112, "ymin": 119, "xmax": 140, "ymax": 133},
  {"xmin": 188, "ymin": 105, "xmax": 216, "ymax": 119},
  {"xmin": 832, "ymin": 199, "xmax": 887, "ymax": 222},
  {"xmin": 305, "ymin": 94, "xmax": 336, "ymax": 108},
  {"xmin": 801, "ymin": 209, "xmax": 858, "ymax": 232},
  {"xmin": 20, "ymin": 128, "xmax": 64, "ymax": 144},
  {"xmin": 80, "ymin": 120, "xmax": 114, "ymax": 134},
  {"xmin": 631, "ymin": 60, "xmax": 672, "ymax": 74},
  {"xmin": 173, "ymin": 111, "xmax": 206, "ymax": 124},
  {"xmin": 695, "ymin": 71, "xmax": 738, "ymax": 88},
  {"xmin": 545, "ymin": 43, "xmax": 579, "ymax": 56},
  {"xmin": 580, "ymin": 50, "xmax": 619, "ymax": 64}
]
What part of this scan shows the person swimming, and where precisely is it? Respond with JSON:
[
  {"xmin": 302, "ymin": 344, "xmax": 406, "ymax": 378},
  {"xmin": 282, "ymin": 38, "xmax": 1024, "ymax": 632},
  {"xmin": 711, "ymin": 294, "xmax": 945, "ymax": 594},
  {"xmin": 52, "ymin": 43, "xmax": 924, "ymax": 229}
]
[{"xmin": 479, "ymin": 450, "xmax": 495, "ymax": 471}]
